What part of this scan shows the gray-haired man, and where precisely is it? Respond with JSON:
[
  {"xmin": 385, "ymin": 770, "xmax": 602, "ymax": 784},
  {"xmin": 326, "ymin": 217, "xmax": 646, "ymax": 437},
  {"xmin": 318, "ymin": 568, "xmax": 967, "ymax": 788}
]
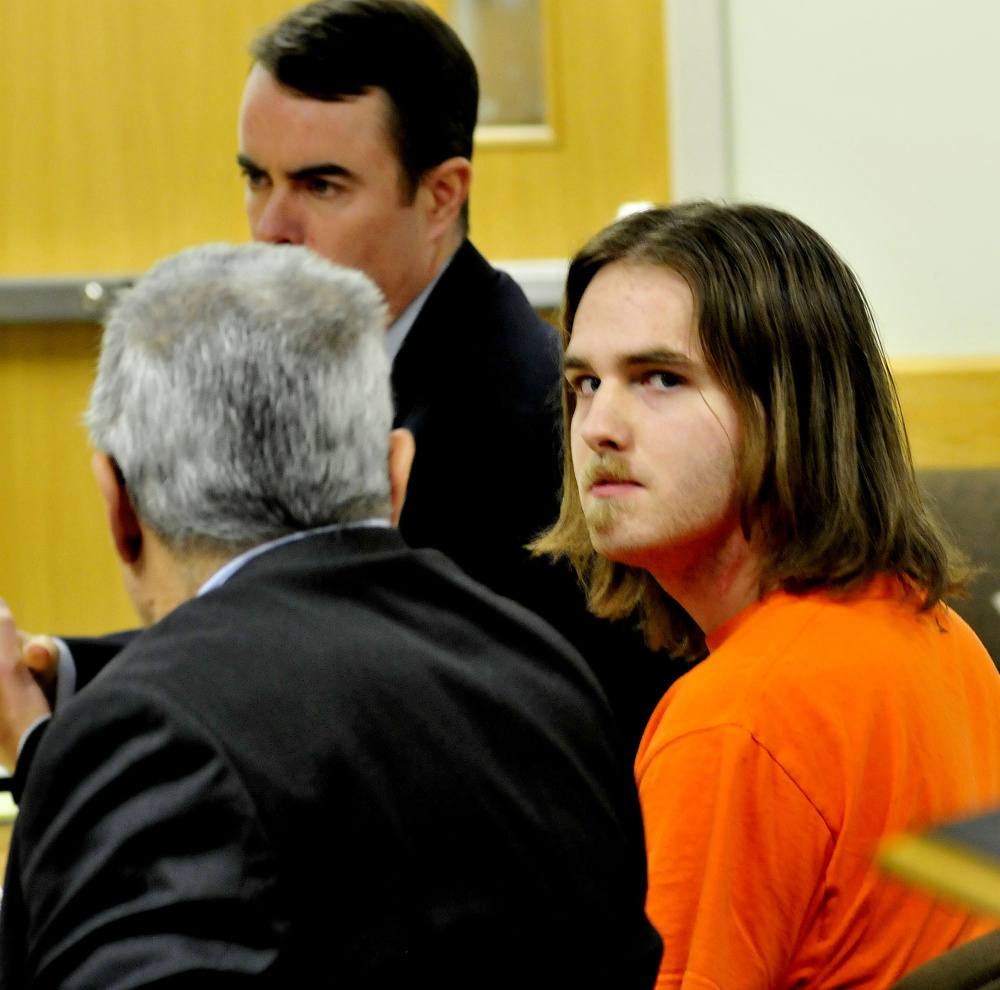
[{"xmin": 0, "ymin": 244, "xmax": 661, "ymax": 989}]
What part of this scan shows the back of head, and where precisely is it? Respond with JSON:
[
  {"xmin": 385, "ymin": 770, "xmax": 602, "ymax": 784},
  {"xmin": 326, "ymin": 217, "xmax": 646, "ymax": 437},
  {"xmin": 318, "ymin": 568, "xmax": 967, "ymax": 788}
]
[
  {"xmin": 251, "ymin": 0, "xmax": 479, "ymax": 199},
  {"xmin": 86, "ymin": 242, "xmax": 392, "ymax": 552},
  {"xmin": 538, "ymin": 202, "xmax": 967, "ymax": 657}
]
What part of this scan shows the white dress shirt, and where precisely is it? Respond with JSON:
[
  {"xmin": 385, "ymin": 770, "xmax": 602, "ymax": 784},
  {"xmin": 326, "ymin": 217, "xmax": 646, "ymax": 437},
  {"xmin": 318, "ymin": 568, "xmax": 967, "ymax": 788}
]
[{"xmin": 382, "ymin": 248, "xmax": 457, "ymax": 363}]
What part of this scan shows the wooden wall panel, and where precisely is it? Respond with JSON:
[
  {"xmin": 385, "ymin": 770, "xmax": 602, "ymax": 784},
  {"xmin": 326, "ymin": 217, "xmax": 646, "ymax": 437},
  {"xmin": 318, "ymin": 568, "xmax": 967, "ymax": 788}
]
[
  {"xmin": 0, "ymin": 0, "xmax": 297, "ymax": 276},
  {"xmin": 0, "ymin": 0, "xmax": 670, "ymax": 274},
  {"xmin": 0, "ymin": 0, "xmax": 302, "ymax": 634},
  {"xmin": 427, "ymin": 0, "xmax": 671, "ymax": 260},
  {"xmin": 0, "ymin": 324, "xmax": 135, "ymax": 633},
  {"xmin": 893, "ymin": 358, "xmax": 1000, "ymax": 469}
]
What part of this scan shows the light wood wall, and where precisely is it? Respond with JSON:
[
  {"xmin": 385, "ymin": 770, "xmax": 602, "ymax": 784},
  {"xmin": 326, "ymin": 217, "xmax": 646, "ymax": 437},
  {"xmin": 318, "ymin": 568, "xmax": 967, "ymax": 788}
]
[
  {"xmin": 892, "ymin": 359, "xmax": 1000, "ymax": 469},
  {"xmin": 0, "ymin": 0, "xmax": 670, "ymax": 274},
  {"xmin": 0, "ymin": 324, "xmax": 136, "ymax": 633},
  {"xmin": 0, "ymin": 0, "xmax": 296, "ymax": 276},
  {"xmin": 0, "ymin": 0, "xmax": 297, "ymax": 634}
]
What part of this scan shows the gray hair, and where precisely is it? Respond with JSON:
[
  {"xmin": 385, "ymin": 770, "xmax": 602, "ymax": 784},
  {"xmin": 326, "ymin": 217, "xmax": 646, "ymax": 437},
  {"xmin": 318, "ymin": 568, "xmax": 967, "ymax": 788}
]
[{"xmin": 86, "ymin": 243, "xmax": 392, "ymax": 551}]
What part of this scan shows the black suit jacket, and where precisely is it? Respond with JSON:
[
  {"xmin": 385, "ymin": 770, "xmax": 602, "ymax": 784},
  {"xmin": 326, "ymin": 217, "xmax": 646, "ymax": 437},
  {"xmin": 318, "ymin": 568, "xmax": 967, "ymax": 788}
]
[
  {"xmin": 1, "ymin": 528, "xmax": 661, "ymax": 989},
  {"xmin": 391, "ymin": 241, "xmax": 687, "ymax": 748},
  {"xmin": 393, "ymin": 239, "xmax": 564, "ymax": 588},
  {"xmin": 55, "ymin": 241, "xmax": 685, "ymax": 758}
]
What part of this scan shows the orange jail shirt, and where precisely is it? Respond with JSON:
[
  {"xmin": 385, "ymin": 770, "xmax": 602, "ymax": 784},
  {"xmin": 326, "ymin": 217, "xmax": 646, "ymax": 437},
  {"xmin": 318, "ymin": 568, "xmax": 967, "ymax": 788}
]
[{"xmin": 635, "ymin": 576, "xmax": 1000, "ymax": 990}]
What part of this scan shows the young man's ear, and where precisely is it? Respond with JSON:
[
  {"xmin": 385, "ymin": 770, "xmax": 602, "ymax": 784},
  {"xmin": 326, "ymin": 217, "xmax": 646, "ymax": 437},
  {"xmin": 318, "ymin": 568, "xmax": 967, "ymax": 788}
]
[
  {"xmin": 419, "ymin": 157, "xmax": 472, "ymax": 239},
  {"xmin": 387, "ymin": 429, "xmax": 416, "ymax": 527},
  {"xmin": 91, "ymin": 452, "xmax": 143, "ymax": 564}
]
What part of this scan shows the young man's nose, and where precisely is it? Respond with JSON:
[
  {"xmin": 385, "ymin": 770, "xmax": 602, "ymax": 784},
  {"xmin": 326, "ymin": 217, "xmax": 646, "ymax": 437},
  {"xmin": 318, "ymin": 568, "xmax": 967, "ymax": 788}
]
[{"xmin": 579, "ymin": 381, "xmax": 633, "ymax": 453}]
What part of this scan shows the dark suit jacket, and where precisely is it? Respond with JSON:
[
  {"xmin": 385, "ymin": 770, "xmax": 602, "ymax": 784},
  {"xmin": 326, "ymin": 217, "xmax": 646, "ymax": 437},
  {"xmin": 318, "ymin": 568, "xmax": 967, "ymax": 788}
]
[
  {"xmin": 392, "ymin": 239, "xmax": 563, "ymax": 588},
  {"xmin": 391, "ymin": 240, "xmax": 688, "ymax": 748},
  {"xmin": 1, "ymin": 528, "xmax": 661, "ymax": 989},
  {"xmin": 54, "ymin": 240, "xmax": 684, "ymax": 761}
]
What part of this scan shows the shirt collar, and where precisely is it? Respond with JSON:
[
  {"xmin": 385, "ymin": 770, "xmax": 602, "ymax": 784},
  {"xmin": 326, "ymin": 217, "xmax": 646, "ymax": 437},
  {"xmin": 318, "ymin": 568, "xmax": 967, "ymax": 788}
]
[
  {"xmin": 197, "ymin": 519, "xmax": 392, "ymax": 597},
  {"xmin": 383, "ymin": 246, "xmax": 459, "ymax": 363}
]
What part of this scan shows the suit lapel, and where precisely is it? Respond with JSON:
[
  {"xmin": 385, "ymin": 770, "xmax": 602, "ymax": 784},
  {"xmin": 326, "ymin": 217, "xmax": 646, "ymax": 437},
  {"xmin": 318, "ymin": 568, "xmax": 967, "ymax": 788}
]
[{"xmin": 390, "ymin": 239, "xmax": 497, "ymax": 430}]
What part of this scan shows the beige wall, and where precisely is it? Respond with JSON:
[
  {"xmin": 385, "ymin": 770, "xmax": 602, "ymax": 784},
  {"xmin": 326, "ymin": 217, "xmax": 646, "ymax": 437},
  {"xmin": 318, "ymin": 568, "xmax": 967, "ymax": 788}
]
[{"xmin": 667, "ymin": 0, "xmax": 1000, "ymax": 360}]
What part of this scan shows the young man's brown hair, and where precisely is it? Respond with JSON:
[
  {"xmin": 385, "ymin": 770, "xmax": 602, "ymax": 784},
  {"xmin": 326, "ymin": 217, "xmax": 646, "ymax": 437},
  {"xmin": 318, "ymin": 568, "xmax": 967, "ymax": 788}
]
[{"xmin": 533, "ymin": 201, "xmax": 968, "ymax": 658}]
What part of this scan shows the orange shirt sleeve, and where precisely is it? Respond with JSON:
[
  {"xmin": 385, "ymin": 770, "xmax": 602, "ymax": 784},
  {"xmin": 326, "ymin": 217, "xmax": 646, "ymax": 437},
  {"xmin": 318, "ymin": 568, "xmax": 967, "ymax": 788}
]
[{"xmin": 637, "ymin": 725, "xmax": 835, "ymax": 990}]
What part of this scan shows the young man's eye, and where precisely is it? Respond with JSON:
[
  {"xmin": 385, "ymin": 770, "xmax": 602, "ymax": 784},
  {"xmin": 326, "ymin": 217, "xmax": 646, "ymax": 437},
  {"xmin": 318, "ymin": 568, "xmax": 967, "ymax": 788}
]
[
  {"xmin": 646, "ymin": 371, "xmax": 682, "ymax": 389},
  {"xmin": 569, "ymin": 376, "xmax": 599, "ymax": 397}
]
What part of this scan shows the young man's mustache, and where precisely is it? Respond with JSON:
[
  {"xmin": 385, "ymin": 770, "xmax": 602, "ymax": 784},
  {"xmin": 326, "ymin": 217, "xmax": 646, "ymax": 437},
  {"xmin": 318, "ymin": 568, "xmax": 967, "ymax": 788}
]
[{"xmin": 581, "ymin": 454, "xmax": 638, "ymax": 487}]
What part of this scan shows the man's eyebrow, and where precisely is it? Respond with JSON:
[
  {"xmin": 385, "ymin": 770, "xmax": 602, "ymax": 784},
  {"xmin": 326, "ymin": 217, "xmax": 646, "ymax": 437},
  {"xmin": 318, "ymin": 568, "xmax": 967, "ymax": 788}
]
[
  {"xmin": 623, "ymin": 349, "xmax": 695, "ymax": 366},
  {"xmin": 288, "ymin": 162, "xmax": 355, "ymax": 183},
  {"xmin": 563, "ymin": 349, "xmax": 695, "ymax": 372},
  {"xmin": 236, "ymin": 154, "xmax": 356, "ymax": 184}
]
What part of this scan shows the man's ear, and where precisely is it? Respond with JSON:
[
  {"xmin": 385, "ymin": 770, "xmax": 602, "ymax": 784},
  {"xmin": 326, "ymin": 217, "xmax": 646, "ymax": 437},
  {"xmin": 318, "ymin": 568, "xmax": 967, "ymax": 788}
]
[
  {"xmin": 91, "ymin": 452, "xmax": 143, "ymax": 564},
  {"xmin": 387, "ymin": 429, "xmax": 416, "ymax": 527},
  {"xmin": 419, "ymin": 157, "xmax": 472, "ymax": 238}
]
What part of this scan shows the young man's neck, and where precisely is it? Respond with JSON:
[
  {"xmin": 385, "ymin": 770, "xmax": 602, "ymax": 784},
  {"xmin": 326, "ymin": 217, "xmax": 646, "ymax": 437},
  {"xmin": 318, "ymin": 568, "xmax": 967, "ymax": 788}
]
[{"xmin": 648, "ymin": 527, "xmax": 766, "ymax": 639}]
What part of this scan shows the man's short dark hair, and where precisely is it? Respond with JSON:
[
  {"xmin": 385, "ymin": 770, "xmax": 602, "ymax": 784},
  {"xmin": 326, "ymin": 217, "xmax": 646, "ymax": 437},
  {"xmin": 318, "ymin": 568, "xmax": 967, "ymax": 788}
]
[
  {"xmin": 251, "ymin": 0, "xmax": 478, "ymax": 229},
  {"xmin": 534, "ymin": 202, "xmax": 969, "ymax": 658}
]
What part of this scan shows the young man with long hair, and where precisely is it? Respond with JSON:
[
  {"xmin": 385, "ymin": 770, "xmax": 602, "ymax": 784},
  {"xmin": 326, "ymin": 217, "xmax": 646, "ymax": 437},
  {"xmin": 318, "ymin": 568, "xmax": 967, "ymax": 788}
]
[{"xmin": 535, "ymin": 202, "xmax": 1000, "ymax": 989}]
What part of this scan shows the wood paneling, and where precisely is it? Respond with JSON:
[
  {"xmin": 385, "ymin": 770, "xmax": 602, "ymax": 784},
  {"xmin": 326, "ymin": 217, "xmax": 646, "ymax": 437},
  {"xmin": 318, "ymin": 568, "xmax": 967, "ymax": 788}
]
[
  {"xmin": 0, "ymin": 0, "xmax": 297, "ymax": 276},
  {"xmin": 892, "ymin": 358, "xmax": 1000, "ymax": 469},
  {"xmin": 0, "ymin": 0, "xmax": 669, "ymax": 273},
  {"xmin": 427, "ymin": 0, "xmax": 671, "ymax": 259},
  {"xmin": 0, "ymin": 0, "xmax": 296, "ymax": 634},
  {"xmin": 0, "ymin": 324, "xmax": 135, "ymax": 634}
]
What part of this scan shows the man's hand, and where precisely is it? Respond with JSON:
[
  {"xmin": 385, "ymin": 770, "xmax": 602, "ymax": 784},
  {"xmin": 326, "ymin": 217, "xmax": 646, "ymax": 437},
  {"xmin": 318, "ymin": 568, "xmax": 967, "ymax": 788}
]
[
  {"xmin": 0, "ymin": 598, "xmax": 53, "ymax": 772},
  {"xmin": 18, "ymin": 630, "xmax": 59, "ymax": 704}
]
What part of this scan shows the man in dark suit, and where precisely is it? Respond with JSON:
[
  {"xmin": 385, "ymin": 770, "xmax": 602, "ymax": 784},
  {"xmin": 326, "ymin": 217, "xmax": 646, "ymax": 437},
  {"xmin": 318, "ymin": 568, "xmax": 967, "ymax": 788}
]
[
  {"xmin": 237, "ymin": 0, "xmax": 682, "ymax": 738},
  {"xmin": 235, "ymin": 0, "xmax": 563, "ymax": 594},
  {"xmin": 0, "ymin": 243, "xmax": 661, "ymax": 988}
]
